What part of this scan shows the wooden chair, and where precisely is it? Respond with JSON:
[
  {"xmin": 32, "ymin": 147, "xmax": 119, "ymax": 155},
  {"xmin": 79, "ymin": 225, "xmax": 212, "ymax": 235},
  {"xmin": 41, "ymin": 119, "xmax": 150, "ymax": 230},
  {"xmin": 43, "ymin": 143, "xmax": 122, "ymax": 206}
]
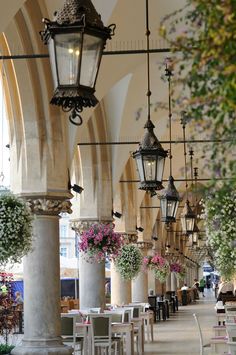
[
  {"xmin": 227, "ymin": 341, "xmax": 236, "ymax": 355},
  {"xmin": 90, "ymin": 314, "xmax": 119, "ymax": 355},
  {"xmin": 226, "ymin": 322, "xmax": 236, "ymax": 341},
  {"xmin": 193, "ymin": 313, "xmax": 227, "ymax": 355},
  {"xmin": 61, "ymin": 316, "xmax": 84, "ymax": 354}
]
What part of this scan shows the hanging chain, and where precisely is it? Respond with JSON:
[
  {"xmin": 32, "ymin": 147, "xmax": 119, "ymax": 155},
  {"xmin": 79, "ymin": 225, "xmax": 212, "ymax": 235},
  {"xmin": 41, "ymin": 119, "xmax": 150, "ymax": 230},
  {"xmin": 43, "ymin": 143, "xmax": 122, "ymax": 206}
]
[
  {"xmin": 189, "ymin": 147, "xmax": 194, "ymax": 205},
  {"xmin": 194, "ymin": 167, "xmax": 199, "ymax": 206},
  {"xmin": 181, "ymin": 115, "xmax": 188, "ymax": 200},
  {"xmin": 165, "ymin": 59, "xmax": 173, "ymax": 176},
  {"xmin": 145, "ymin": 0, "xmax": 151, "ymax": 121}
]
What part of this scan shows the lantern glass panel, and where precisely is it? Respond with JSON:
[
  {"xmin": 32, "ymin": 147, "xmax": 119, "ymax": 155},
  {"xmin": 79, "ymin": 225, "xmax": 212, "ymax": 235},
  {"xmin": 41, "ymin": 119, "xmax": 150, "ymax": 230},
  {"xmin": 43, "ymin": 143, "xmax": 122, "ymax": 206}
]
[
  {"xmin": 193, "ymin": 232, "xmax": 198, "ymax": 244},
  {"xmin": 188, "ymin": 217, "xmax": 195, "ymax": 232},
  {"xmin": 80, "ymin": 34, "xmax": 104, "ymax": 88},
  {"xmin": 160, "ymin": 198, "xmax": 167, "ymax": 218},
  {"xmin": 156, "ymin": 156, "xmax": 165, "ymax": 182},
  {"xmin": 135, "ymin": 155, "xmax": 145, "ymax": 182},
  {"xmin": 48, "ymin": 38, "xmax": 58, "ymax": 89},
  {"xmin": 143, "ymin": 155, "xmax": 157, "ymax": 181},
  {"xmin": 172, "ymin": 200, "xmax": 179, "ymax": 219},
  {"xmin": 54, "ymin": 33, "xmax": 82, "ymax": 86}
]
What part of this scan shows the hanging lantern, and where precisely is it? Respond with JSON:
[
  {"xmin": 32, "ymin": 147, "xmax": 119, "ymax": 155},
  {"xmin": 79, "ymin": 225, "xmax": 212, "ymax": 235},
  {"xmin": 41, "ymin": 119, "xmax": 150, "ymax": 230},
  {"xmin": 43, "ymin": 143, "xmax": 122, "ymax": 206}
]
[
  {"xmin": 133, "ymin": 120, "xmax": 167, "ymax": 192},
  {"xmin": 40, "ymin": 0, "xmax": 115, "ymax": 125},
  {"xmin": 191, "ymin": 222, "xmax": 200, "ymax": 244},
  {"xmin": 160, "ymin": 176, "xmax": 180, "ymax": 223},
  {"xmin": 180, "ymin": 200, "xmax": 195, "ymax": 235}
]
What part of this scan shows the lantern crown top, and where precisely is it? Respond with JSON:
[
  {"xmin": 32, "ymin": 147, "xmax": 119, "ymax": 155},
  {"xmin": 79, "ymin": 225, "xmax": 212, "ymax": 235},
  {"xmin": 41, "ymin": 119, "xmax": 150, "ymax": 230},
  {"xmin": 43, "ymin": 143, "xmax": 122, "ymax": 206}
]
[
  {"xmin": 139, "ymin": 119, "xmax": 167, "ymax": 153},
  {"xmin": 54, "ymin": 0, "xmax": 104, "ymax": 28},
  {"xmin": 181, "ymin": 200, "xmax": 195, "ymax": 218},
  {"xmin": 161, "ymin": 176, "xmax": 180, "ymax": 200}
]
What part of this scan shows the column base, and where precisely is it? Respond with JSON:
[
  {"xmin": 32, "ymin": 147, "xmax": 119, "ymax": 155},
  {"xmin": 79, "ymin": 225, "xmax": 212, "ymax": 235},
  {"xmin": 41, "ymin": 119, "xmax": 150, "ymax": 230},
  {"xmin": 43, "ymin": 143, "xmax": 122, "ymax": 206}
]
[{"xmin": 11, "ymin": 338, "xmax": 73, "ymax": 355}]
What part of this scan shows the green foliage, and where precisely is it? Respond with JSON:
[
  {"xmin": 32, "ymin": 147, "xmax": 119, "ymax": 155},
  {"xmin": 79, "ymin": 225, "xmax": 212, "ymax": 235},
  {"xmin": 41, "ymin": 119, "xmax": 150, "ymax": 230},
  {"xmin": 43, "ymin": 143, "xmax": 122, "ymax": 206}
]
[
  {"xmin": 0, "ymin": 344, "xmax": 15, "ymax": 355},
  {"xmin": 0, "ymin": 193, "xmax": 33, "ymax": 265},
  {"xmin": 115, "ymin": 244, "xmax": 142, "ymax": 280},
  {"xmin": 160, "ymin": 0, "xmax": 236, "ymax": 184},
  {"xmin": 204, "ymin": 184, "xmax": 236, "ymax": 280}
]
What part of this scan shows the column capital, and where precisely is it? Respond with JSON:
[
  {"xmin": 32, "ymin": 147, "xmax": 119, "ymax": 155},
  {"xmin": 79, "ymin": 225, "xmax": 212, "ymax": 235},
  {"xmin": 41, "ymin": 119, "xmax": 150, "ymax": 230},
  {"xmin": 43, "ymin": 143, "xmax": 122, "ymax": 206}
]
[
  {"xmin": 123, "ymin": 232, "xmax": 138, "ymax": 244},
  {"xmin": 22, "ymin": 194, "xmax": 73, "ymax": 216},
  {"xmin": 70, "ymin": 218, "xmax": 113, "ymax": 234},
  {"xmin": 136, "ymin": 241, "xmax": 153, "ymax": 250}
]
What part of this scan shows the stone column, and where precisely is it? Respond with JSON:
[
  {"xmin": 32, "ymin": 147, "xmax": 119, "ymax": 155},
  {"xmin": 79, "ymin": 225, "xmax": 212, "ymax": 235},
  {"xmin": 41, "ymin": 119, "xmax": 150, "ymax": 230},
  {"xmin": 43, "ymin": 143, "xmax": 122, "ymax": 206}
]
[
  {"xmin": 171, "ymin": 273, "xmax": 177, "ymax": 292},
  {"xmin": 72, "ymin": 219, "xmax": 109, "ymax": 310},
  {"xmin": 166, "ymin": 273, "xmax": 172, "ymax": 292},
  {"xmin": 12, "ymin": 196, "xmax": 73, "ymax": 355},
  {"xmin": 132, "ymin": 241, "xmax": 152, "ymax": 302},
  {"xmin": 111, "ymin": 233, "xmax": 137, "ymax": 305}
]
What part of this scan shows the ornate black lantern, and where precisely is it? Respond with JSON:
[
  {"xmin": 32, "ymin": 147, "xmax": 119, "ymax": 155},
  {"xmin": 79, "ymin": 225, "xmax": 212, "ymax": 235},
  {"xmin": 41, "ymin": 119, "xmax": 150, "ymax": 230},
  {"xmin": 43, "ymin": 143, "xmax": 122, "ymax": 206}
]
[
  {"xmin": 180, "ymin": 200, "xmax": 195, "ymax": 235},
  {"xmin": 189, "ymin": 222, "xmax": 200, "ymax": 244},
  {"xmin": 40, "ymin": 0, "xmax": 115, "ymax": 125},
  {"xmin": 159, "ymin": 62, "xmax": 180, "ymax": 223},
  {"xmin": 133, "ymin": 120, "xmax": 167, "ymax": 192},
  {"xmin": 132, "ymin": 1, "xmax": 167, "ymax": 193},
  {"xmin": 160, "ymin": 176, "xmax": 180, "ymax": 223}
]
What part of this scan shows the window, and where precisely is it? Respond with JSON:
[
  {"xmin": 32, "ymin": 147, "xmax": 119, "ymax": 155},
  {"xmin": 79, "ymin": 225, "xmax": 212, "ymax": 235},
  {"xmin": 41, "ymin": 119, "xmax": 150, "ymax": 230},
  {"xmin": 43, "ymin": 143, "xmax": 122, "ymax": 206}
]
[
  {"xmin": 60, "ymin": 224, "xmax": 68, "ymax": 238},
  {"xmin": 60, "ymin": 247, "xmax": 68, "ymax": 258}
]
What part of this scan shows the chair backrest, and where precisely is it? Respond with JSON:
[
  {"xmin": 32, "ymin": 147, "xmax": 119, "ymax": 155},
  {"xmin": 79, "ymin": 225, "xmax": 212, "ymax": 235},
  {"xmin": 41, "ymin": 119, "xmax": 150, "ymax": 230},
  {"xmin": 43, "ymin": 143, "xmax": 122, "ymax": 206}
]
[
  {"xmin": 68, "ymin": 300, "xmax": 75, "ymax": 310},
  {"xmin": 123, "ymin": 309, "xmax": 131, "ymax": 323},
  {"xmin": 128, "ymin": 302, "xmax": 146, "ymax": 312},
  {"xmin": 132, "ymin": 306, "xmax": 141, "ymax": 318},
  {"xmin": 90, "ymin": 314, "xmax": 111, "ymax": 341},
  {"xmin": 226, "ymin": 313, "xmax": 236, "ymax": 322},
  {"xmin": 227, "ymin": 342, "xmax": 236, "ymax": 355},
  {"xmin": 193, "ymin": 314, "xmax": 204, "ymax": 355},
  {"xmin": 148, "ymin": 296, "xmax": 157, "ymax": 308},
  {"xmin": 61, "ymin": 316, "xmax": 74, "ymax": 336},
  {"xmin": 226, "ymin": 322, "xmax": 236, "ymax": 341},
  {"xmin": 104, "ymin": 310, "xmax": 124, "ymax": 323}
]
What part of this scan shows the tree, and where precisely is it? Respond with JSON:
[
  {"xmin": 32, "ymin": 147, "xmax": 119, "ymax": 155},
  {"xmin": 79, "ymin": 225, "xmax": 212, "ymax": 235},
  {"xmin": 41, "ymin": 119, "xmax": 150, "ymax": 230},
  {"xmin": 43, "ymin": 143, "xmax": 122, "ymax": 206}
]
[{"xmin": 160, "ymin": 0, "xmax": 236, "ymax": 184}]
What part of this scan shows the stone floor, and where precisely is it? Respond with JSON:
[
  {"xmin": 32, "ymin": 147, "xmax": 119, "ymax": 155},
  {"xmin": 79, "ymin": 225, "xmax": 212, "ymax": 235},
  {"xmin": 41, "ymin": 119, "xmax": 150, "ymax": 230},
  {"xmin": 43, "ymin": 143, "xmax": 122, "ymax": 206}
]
[{"xmin": 144, "ymin": 288, "xmax": 225, "ymax": 355}]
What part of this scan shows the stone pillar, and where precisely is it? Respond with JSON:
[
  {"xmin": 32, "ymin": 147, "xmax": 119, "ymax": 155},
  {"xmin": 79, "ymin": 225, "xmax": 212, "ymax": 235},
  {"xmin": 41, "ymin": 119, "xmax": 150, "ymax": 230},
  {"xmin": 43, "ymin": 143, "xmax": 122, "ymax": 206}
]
[
  {"xmin": 72, "ymin": 219, "xmax": 109, "ymax": 310},
  {"xmin": 166, "ymin": 273, "xmax": 172, "ymax": 292},
  {"xmin": 12, "ymin": 196, "xmax": 73, "ymax": 355},
  {"xmin": 171, "ymin": 273, "xmax": 177, "ymax": 292},
  {"xmin": 111, "ymin": 233, "xmax": 137, "ymax": 305},
  {"xmin": 132, "ymin": 241, "xmax": 152, "ymax": 302}
]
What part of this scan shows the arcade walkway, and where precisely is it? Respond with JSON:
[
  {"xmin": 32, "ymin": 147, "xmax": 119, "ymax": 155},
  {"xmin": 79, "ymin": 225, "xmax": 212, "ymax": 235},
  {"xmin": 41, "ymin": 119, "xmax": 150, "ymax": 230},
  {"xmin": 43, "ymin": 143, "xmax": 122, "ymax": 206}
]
[{"xmin": 145, "ymin": 289, "xmax": 217, "ymax": 354}]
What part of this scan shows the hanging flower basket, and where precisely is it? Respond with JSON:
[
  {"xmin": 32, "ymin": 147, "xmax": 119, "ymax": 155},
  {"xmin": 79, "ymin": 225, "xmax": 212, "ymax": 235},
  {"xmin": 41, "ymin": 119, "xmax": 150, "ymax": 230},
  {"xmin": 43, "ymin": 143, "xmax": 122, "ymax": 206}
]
[
  {"xmin": 0, "ymin": 193, "xmax": 33, "ymax": 266},
  {"xmin": 143, "ymin": 254, "xmax": 168, "ymax": 271},
  {"xmin": 170, "ymin": 262, "xmax": 186, "ymax": 280},
  {"xmin": 154, "ymin": 262, "xmax": 170, "ymax": 283},
  {"xmin": 142, "ymin": 253, "xmax": 170, "ymax": 282},
  {"xmin": 115, "ymin": 244, "xmax": 142, "ymax": 280},
  {"xmin": 78, "ymin": 223, "xmax": 123, "ymax": 263}
]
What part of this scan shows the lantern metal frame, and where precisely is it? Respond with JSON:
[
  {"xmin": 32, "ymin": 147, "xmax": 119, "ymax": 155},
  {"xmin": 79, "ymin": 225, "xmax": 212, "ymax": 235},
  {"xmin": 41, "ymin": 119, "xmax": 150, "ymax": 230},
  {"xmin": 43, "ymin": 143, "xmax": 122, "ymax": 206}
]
[
  {"xmin": 40, "ymin": 0, "xmax": 115, "ymax": 125},
  {"xmin": 180, "ymin": 114, "xmax": 196, "ymax": 235},
  {"xmin": 159, "ymin": 62, "xmax": 180, "ymax": 223},
  {"xmin": 132, "ymin": 0, "xmax": 167, "ymax": 193}
]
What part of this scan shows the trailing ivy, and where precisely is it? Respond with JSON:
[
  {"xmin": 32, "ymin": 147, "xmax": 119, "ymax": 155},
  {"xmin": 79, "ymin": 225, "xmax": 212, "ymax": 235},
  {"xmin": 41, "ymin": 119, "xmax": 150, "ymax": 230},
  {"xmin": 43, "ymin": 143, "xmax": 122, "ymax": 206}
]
[
  {"xmin": 204, "ymin": 185, "xmax": 236, "ymax": 280},
  {"xmin": 160, "ymin": 0, "xmax": 236, "ymax": 184}
]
